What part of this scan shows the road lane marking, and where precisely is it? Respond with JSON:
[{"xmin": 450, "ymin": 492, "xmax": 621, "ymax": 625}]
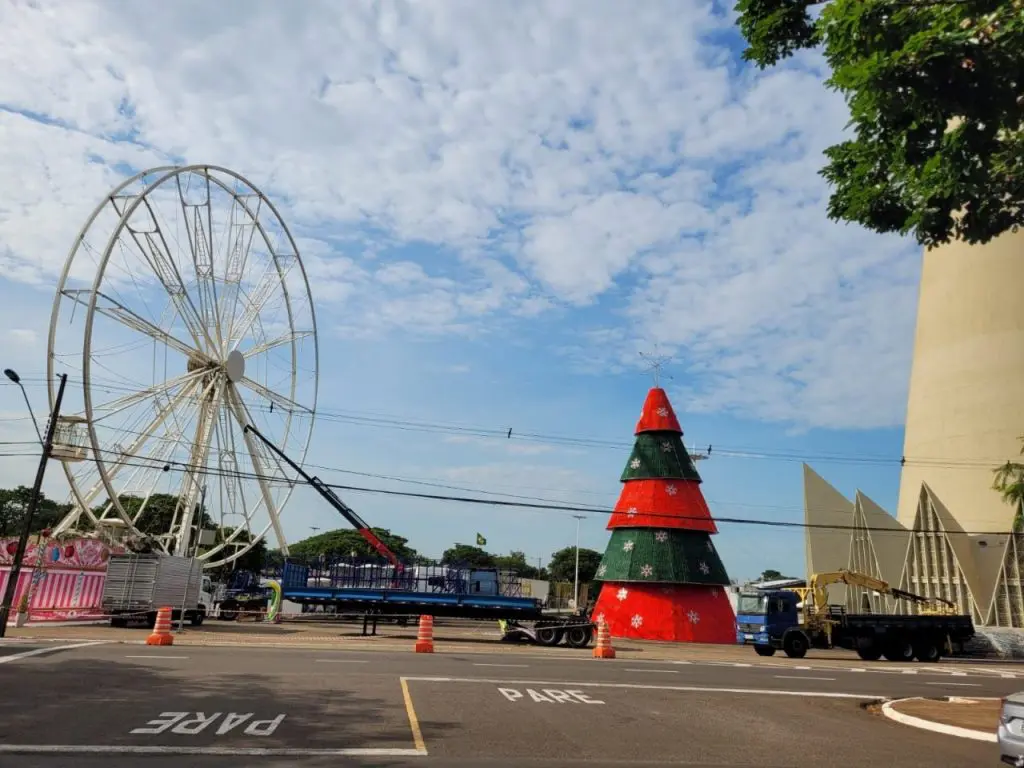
[
  {"xmin": 400, "ymin": 678, "xmax": 428, "ymax": 754},
  {"xmin": 473, "ymin": 663, "xmax": 529, "ymax": 668},
  {"xmin": 0, "ymin": 746, "xmax": 427, "ymax": 757},
  {"xmin": 404, "ymin": 676, "xmax": 881, "ymax": 699},
  {"xmin": 0, "ymin": 641, "xmax": 106, "ymax": 664},
  {"xmin": 900, "ymin": 670, "xmax": 918, "ymax": 675},
  {"xmin": 793, "ymin": 666, "xmax": 812, "ymax": 670},
  {"xmin": 314, "ymin": 659, "xmax": 369, "ymax": 664},
  {"xmin": 125, "ymin": 655, "xmax": 189, "ymax": 660},
  {"xmin": 925, "ymin": 682, "xmax": 981, "ymax": 687},
  {"xmin": 774, "ymin": 676, "xmax": 836, "ymax": 681},
  {"xmin": 624, "ymin": 668, "xmax": 680, "ymax": 674}
]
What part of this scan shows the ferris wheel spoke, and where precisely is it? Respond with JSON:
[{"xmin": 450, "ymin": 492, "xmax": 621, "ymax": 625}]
[
  {"xmin": 90, "ymin": 369, "xmax": 207, "ymax": 423},
  {"xmin": 227, "ymin": 254, "xmax": 297, "ymax": 353},
  {"xmin": 243, "ymin": 329, "xmax": 313, "ymax": 359},
  {"xmin": 176, "ymin": 173, "xmax": 225, "ymax": 353},
  {"xmin": 238, "ymin": 376, "xmax": 311, "ymax": 415},
  {"xmin": 225, "ymin": 386, "xmax": 289, "ymax": 553},
  {"xmin": 70, "ymin": 289, "xmax": 205, "ymax": 362},
  {"xmin": 218, "ymin": 196, "xmax": 260, "ymax": 356},
  {"xmin": 121, "ymin": 200, "xmax": 216, "ymax": 354},
  {"xmin": 171, "ymin": 377, "xmax": 223, "ymax": 556}
]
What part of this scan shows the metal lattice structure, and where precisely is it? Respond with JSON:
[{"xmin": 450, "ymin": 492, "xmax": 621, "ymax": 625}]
[{"xmin": 46, "ymin": 165, "xmax": 318, "ymax": 568}]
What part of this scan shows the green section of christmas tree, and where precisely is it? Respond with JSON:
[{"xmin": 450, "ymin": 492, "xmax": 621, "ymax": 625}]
[
  {"xmin": 620, "ymin": 432, "xmax": 702, "ymax": 482},
  {"xmin": 595, "ymin": 528, "xmax": 728, "ymax": 585}
]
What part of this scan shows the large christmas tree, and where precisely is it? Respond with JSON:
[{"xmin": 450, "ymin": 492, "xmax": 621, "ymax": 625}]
[{"xmin": 590, "ymin": 387, "xmax": 735, "ymax": 643}]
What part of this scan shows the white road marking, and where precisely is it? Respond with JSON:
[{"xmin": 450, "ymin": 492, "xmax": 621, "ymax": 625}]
[
  {"xmin": 731, "ymin": 663, "xmax": 753, "ymax": 668},
  {"xmin": 0, "ymin": 746, "xmax": 427, "ymax": 757},
  {"xmin": 0, "ymin": 641, "xmax": 106, "ymax": 664},
  {"xmin": 404, "ymin": 676, "xmax": 880, "ymax": 699},
  {"xmin": 473, "ymin": 663, "xmax": 529, "ymax": 668},
  {"xmin": 774, "ymin": 676, "xmax": 836, "ymax": 681},
  {"xmin": 925, "ymin": 682, "xmax": 981, "ymax": 687},
  {"xmin": 624, "ymin": 668, "xmax": 680, "ymax": 674},
  {"xmin": 314, "ymin": 659, "xmax": 369, "ymax": 664},
  {"xmin": 901, "ymin": 670, "xmax": 918, "ymax": 675},
  {"xmin": 125, "ymin": 655, "xmax": 189, "ymax": 660},
  {"xmin": 794, "ymin": 666, "xmax": 812, "ymax": 670},
  {"xmin": 850, "ymin": 668, "xmax": 867, "ymax": 673}
]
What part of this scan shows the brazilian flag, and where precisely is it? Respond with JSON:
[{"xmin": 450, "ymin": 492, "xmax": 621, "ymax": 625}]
[{"xmin": 476, "ymin": 533, "xmax": 487, "ymax": 546}]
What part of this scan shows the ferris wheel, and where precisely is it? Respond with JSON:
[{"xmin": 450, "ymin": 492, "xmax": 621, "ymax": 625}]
[{"xmin": 46, "ymin": 165, "xmax": 318, "ymax": 568}]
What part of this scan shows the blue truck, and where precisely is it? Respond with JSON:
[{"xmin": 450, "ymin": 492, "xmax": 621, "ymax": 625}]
[
  {"xmin": 735, "ymin": 570, "xmax": 975, "ymax": 662},
  {"xmin": 244, "ymin": 424, "xmax": 594, "ymax": 648}
]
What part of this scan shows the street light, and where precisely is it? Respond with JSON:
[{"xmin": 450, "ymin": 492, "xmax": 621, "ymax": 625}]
[
  {"xmin": 0, "ymin": 371, "xmax": 68, "ymax": 638},
  {"xmin": 571, "ymin": 514, "xmax": 586, "ymax": 612},
  {"xmin": 3, "ymin": 368, "xmax": 42, "ymax": 444}
]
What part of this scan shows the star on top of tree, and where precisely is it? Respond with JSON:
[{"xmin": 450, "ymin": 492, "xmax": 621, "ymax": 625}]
[
  {"xmin": 665, "ymin": 484, "xmax": 678, "ymax": 496},
  {"xmin": 640, "ymin": 564, "xmax": 654, "ymax": 578},
  {"xmin": 655, "ymin": 531, "xmax": 668, "ymax": 543},
  {"xmin": 616, "ymin": 587, "xmax": 629, "ymax": 602},
  {"xmin": 631, "ymin": 614, "xmax": 644, "ymax": 629},
  {"xmin": 623, "ymin": 540, "xmax": 635, "ymax": 552}
]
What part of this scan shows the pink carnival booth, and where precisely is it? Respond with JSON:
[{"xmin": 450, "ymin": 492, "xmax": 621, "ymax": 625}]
[{"xmin": 0, "ymin": 537, "xmax": 119, "ymax": 622}]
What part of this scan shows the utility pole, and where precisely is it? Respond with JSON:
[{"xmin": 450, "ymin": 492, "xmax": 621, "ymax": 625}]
[
  {"xmin": 0, "ymin": 372, "xmax": 68, "ymax": 638},
  {"xmin": 571, "ymin": 514, "xmax": 585, "ymax": 612}
]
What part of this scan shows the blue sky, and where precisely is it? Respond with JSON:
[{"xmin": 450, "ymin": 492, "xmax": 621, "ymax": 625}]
[{"xmin": 0, "ymin": 0, "xmax": 923, "ymax": 581}]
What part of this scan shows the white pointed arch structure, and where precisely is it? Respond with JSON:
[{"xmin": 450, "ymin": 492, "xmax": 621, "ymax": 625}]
[{"xmin": 46, "ymin": 165, "xmax": 318, "ymax": 568}]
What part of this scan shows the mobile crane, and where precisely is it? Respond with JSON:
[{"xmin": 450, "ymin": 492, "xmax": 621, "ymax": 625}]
[
  {"xmin": 736, "ymin": 569, "xmax": 974, "ymax": 662},
  {"xmin": 242, "ymin": 424, "xmax": 595, "ymax": 648}
]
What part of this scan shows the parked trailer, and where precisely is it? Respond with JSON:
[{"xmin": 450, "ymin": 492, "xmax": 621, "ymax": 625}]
[
  {"xmin": 102, "ymin": 553, "xmax": 212, "ymax": 628},
  {"xmin": 280, "ymin": 560, "xmax": 594, "ymax": 647}
]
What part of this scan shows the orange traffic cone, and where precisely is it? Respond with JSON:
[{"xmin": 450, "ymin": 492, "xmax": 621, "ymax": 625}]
[
  {"xmin": 146, "ymin": 606, "xmax": 174, "ymax": 646},
  {"xmin": 592, "ymin": 619, "xmax": 616, "ymax": 659},
  {"xmin": 414, "ymin": 614, "xmax": 434, "ymax": 653}
]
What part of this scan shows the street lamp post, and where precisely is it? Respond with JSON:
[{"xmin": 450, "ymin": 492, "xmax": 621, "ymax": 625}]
[
  {"xmin": 0, "ymin": 372, "xmax": 68, "ymax": 638},
  {"xmin": 571, "ymin": 514, "xmax": 585, "ymax": 613},
  {"xmin": 3, "ymin": 369, "xmax": 42, "ymax": 444}
]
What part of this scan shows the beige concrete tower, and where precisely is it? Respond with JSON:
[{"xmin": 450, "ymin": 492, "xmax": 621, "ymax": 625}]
[
  {"xmin": 896, "ymin": 227, "xmax": 1024, "ymax": 534},
  {"xmin": 895, "ymin": 227, "xmax": 1024, "ymax": 625}
]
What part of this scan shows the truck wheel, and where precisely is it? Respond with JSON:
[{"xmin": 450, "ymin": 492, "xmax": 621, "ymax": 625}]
[
  {"xmin": 110, "ymin": 617, "xmax": 128, "ymax": 628},
  {"xmin": 190, "ymin": 611, "xmax": 205, "ymax": 627},
  {"xmin": 534, "ymin": 625, "xmax": 564, "ymax": 647},
  {"xmin": 856, "ymin": 645, "xmax": 883, "ymax": 661},
  {"xmin": 754, "ymin": 645, "xmax": 776, "ymax": 657},
  {"xmin": 219, "ymin": 609, "xmax": 238, "ymax": 621},
  {"xmin": 783, "ymin": 632, "xmax": 808, "ymax": 659},
  {"xmin": 883, "ymin": 638, "xmax": 915, "ymax": 662},
  {"xmin": 564, "ymin": 626, "xmax": 593, "ymax": 649},
  {"xmin": 913, "ymin": 640, "xmax": 940, "ymax": 663}
]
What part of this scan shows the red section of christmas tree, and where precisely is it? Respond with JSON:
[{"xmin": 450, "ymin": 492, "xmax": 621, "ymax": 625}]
[{"xmin": 590, "ymin": 387, "xmax": 735, "ymax": 644}]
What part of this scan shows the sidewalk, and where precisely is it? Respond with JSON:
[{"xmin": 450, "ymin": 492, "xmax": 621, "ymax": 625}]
[{"xmin": 882, "ymin": 696, "xmax": 999, "ymax": 742}]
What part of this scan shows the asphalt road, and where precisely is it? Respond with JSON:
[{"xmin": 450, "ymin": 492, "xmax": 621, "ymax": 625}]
[{"xmin": 0, "ymin": 640, "xmax": 1011, "ymax": 767}]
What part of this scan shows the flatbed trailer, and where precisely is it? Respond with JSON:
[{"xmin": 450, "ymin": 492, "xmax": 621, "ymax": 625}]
[{"xmin": 281, "ymin": 560, "xmax": 594, "ymax": 647}]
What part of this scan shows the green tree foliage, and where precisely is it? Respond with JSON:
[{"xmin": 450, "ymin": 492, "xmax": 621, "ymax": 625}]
[
  {"xmin": 289, "ymin": 527, "xmax": 419, "ymax": 561},
  {"xmin": 109, "ymin": 493, "xmax": 214, "ymax": 541},
  {"xmin": 735, "ymin": 0, "xmax": 1024, "ymax": 247},
  {"xmin": 0, "ymin": 486, "xmax": 71, "ymax": 537},
  {"xmin": 441, "ymin": 543, "xmax": 497, "ymax": 568},
  {"xmin": 494, "ymin": 550, "xmax": 542, "ymax": 579},
  {"xmin": 993, "ymin": 436, "xmax": 1024, "ymax": 533},
  {"xmin": 760, "ymin": 569, "xmax": 786, "ymax": 581},
  {"xmin": 548, "ymin": 546, "xmax": 603, "ymax": 583}
]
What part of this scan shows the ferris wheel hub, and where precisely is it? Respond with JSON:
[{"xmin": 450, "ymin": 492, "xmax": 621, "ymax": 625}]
[{"xmin": 225, "ymin": 350, "xmax": 245, "ymax": 383}]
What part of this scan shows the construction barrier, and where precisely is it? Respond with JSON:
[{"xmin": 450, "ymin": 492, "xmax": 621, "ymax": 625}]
[
  {"xmin": 414, "ymin": 614, "xmax": 434, "ymax": 653},
  {"xmin": 593, "ymin": 619, "xmax": 616, "ymax": 659},
  {"xmin": 146, "ymin": 606, "xmax": 174, "ymax": 646}
]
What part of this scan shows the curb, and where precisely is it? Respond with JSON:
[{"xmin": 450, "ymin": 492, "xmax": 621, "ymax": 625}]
[{"xmin": 881, "ymin": 697, "xmax": 998, "ymax": 743}]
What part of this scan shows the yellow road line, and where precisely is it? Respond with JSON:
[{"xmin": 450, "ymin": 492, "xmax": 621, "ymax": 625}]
[{"xmin": 400, "ymin": 677, "xmax": 428, "ymax": 754}]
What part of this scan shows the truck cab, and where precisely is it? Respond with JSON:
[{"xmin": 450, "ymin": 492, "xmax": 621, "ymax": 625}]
[{"xmin": 735, "ymin": 589, "xmax": 799, "ymax": 656}]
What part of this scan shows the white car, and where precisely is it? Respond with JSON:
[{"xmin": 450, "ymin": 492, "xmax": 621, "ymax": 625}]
[{"xmin": 998, "ymin": 693, "xmax": 1024, "ymax": 766}]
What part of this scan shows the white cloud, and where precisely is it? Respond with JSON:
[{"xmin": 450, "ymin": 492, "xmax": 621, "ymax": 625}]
[
  {"xmin": 0, "ymin": 0, "xmax": 921, "ymax": 430},
  {"xmin": 7, "ymin": 328, "xmax": 37, "ymax": 346}
]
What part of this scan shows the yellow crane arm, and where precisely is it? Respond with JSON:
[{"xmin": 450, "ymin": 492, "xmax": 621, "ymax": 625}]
[{"xmin": 807, "ymin": 569, "xmax": 956, "ymax": 614}]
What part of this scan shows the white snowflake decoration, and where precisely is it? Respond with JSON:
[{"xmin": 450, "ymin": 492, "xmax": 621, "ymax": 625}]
[
  {"xmin": 623, "ymin": 540, "xmax": 635, "ymax": 552},
  {"xmin": 595, "ymin": 612, "xmax": 605, "ymax": 625},
  {"xmin": 616, "ymin": 587, "xmax": 629, "ymax": 602},
  {"xmin": 661, "ymin": 440, "xmax": 672, "ymax": 453},
  {"xmin": 687, "ymin": 609, "xmax": 700, "ymax": 624},
  {"xmin": 706, "ymin": 540, "xmax": 714, "ymax": 551},
  {"xmin": 626, "ymin": 506, "xmax": 638, "ymax": 518},
  {"xmin": 698, "ymin": 561, "xmax": 710, "ymax": 575},
  {"xmin": 640, "ymin": 564, "xmax": 654, "ymax": 578},
  {"xmin": 656, "ymin": 407, "xmax": 669, "ymax": 417},
  {"xmin": 665, "ymin": 484, "xmax": 678, "ymax": 496},
  {"xmin": 630, "ymin": 458, "xmax": 641, "ymax": 470},
  {"xmin": 631, "ymin": 614, "xmax": 644, "ymax": 629},
  {"xmin": 597, "ymin": 564, "xmax": 607, "ymax": 577},
  {"xmin": 655, "ymin": 531, "xmax": 668, "ymax": 543}
]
